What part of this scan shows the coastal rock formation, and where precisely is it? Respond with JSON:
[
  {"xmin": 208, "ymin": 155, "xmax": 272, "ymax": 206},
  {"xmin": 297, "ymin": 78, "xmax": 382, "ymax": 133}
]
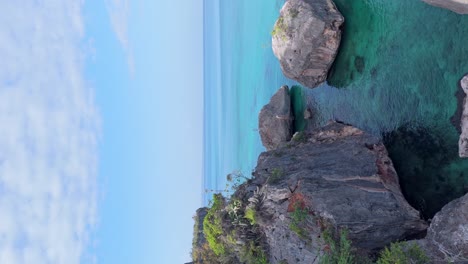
[
  {"xmin": 249, "ymin": 122, "xmax": 427, "ymax": 263},
  {"xmin": 422, "ymin": 0, "xmax": 468, "ymax": 14},
  {"xmin": 459, "ymin": 74, "xmax": 468, "ymax": 157},
  {"xmin": 416, "ymin": 193, "xmax": 468, "ymax": 262},
  {"xmin": 259, "ymin": 86, "xmax": 294, "ymax": 150},
  {"xmin": 271, "ymin": 0, "xmax": 344, "ymax": 88},
  {"xmin": 193, "ymin": 208, "xmax": 208, "ymax": 247},
  {"xmin": 190, "ymin": 208, "xmax": 211, "ymax": 262}
]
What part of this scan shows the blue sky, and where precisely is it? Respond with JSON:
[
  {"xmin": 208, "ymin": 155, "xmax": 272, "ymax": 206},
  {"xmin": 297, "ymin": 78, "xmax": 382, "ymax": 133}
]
[{"xmin": 0, "ymin": 1, "xmax": 203, "ymax": 263}]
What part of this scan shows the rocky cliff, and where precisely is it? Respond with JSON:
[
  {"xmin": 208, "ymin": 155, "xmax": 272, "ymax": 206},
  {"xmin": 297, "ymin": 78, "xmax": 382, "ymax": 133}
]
[
  {"xmin": 192, "ymin": 121, "xmax": 430, "ymax": 263},
  {"xmin": 191, "ymin": 86, "xmax": 468, "ymax": 262},
  {"xmin": 272, "ymin": 0, "xmax": 343, "ymax": 88},
  {"xmin": 249, "ymin": 122, "xmax": 428, "ymax": 263},
  {"xmin": 422, "ymin": 0, "xmax": 468, "ymax": 14}
]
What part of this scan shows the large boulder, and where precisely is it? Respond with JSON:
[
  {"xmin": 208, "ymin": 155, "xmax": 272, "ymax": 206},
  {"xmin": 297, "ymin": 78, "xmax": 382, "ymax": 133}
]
[
  {"xmin": 249, "ymin": 122, "xmax": 428, "ymax": 263},
  {"xmin": 459, "ymin": 74, "xmax": 468, "ymax": 157},
  {"xmin": 259, "ymin": 86, "xmax": 294, "ymax": 150},
  {"xmin": 272, "ymin": 0, "xmax": 344, "ymax": 88},
  {"xmin": 422, "ymin": 0, "xmax": 468, "ymax": 14},
  {"xmin": 416, "ymin": 193, "xmax": 468, "ymax": 262}
]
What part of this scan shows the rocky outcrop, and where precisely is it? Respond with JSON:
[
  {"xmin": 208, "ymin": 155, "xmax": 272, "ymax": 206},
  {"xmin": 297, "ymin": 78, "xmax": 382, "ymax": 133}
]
[
  {"xmin": 191, "ymin": 207, "xmax": 210, "ymax": 262},
  {"xmin": 459, "ymin": 74, "xmax": 468, "ymax": 158},
  {"xmin": 259, "ymin": 86, "xmax": 294, "ymax": 150},
  {"xmin": 193, "ymin": 207, "xmax": 208, "ymax": 247},
  {"xmin": 272, "ymin": 0, "xmax": 344, "ymax": 88},
  {"xmin": 422, "ymin": 0, "xmax": 468, "ymax": 14},
  {"xmin": 416, "ymin": 193, "xmax": 468, "ymax": 262},
  {"xmin": 247, "ymin": 122, "xmax": 428, "ymax": 263}
]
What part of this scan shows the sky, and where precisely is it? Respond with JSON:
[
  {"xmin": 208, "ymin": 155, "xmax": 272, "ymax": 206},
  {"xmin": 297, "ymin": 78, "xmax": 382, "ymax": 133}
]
[{"xmin": 0, "ymin": 1, "xmax": 203, "ymax": 263}]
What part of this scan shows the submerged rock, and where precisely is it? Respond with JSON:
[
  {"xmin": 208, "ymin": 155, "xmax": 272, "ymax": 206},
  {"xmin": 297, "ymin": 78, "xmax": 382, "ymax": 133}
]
[
  {"xmin": 303, "ymin": 107, "xmax": 312, "ymax": 119},
  {"xmin": 259, "ymin": 86, "xmax": 294, "ymax": 150},
  {"xmin": 459, "ymin": 74, "xmax": 468, "ymax": 158},
  {"xmin": 272, "ymin": 0, "xmax": 344, "ymax": 89},
  {"xmin": 416, "ymin": 193, "xmax": 468, "ymax": 262},
  {"xmin": 422, "ymin": 0, "xmax": 468, "ymax": 14}
]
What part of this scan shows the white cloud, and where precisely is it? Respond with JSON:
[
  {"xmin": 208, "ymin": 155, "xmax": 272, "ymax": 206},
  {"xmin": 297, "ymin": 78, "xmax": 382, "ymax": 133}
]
[
  {"xmin": 105, "ymin": 0, "xmax": 135, "ymax": 75},
  {"xmin": 0, "ymin": 1, "xmax": 100, "ymax": 264}
]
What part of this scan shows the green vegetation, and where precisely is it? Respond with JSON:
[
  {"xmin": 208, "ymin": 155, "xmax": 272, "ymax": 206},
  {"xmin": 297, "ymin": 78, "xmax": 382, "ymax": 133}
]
[
  {"xmin": 289, "ymin": 204, "xmax": 309, "ymax": 240},
  {"xmin": 318, "ymin": 232, "xmax": 429, "ymax": 264},
  {"xmin": 244, "ymin": 207, "xmax": 257, "ymax": 225},
  {"xmin": 320, "ymin": 229, "xmax": 355, "ymax": 264},
  {"xmin": 271, "ymin": 8, "xmax": 299, "ymax": 40},
  {"xmin": 268, "ymin": 168, "xmax": 283, "ymax": 184},
  {"xmin": 240, "ymin": 241, "xmax": 269, "ymax": 264},
  {"xmin": 271, "ymin": 16, "xmax": 286, "ymax": 39},
  {"xmin": 376, "ymin": 242, "xmax": 429, "ymax": 264},
  {"xmin": 203, "ymin": 194, "xmax": 226, "ymax": 256},
  {"xmin": 292, "ymin": 131, "xmax": 307, "ymax": 143},
  {"xmin": 197, "ymin": 193, "xmax": 269, "ymax": 264}
]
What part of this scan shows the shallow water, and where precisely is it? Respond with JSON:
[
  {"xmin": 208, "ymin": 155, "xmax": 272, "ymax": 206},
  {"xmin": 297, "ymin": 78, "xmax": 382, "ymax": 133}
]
[
  {"xmin": 303, "ymin": 0, "xmax": 468, "ymax": 218},
  {"xmin": 204, "ymin": 0, "xmax": 468, "ymax": 217}
]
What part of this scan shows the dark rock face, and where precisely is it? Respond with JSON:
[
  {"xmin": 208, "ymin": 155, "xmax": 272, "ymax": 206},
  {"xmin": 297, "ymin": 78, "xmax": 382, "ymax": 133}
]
[
  {"xmin": 422, "ymin": 0, "xmax": 468, "ymax": 14},
  {"xmin": 193, "ymin": 207, "xmax": 208, "ymax": 249},
  {"xmin": 251, "ymin": 122, "xmax": 427, "ymax": 262},
  {"xmin": 259, "ymin": 86, "xmax": 294, "ymax": 150},
  {"xmin": 459, "ymin": 74, "xmax": 468, "ymax": 158},
  {"xmin": 272, "ymin": 0, "xmax": 344, "ymax": 88},
  {"xmin": 417, "ymin": 193, "xmax": 468, "ymax": 262}
]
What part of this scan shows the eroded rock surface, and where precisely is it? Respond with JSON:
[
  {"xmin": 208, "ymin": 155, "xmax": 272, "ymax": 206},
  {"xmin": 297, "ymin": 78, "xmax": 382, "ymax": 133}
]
[
  {"xmin": 422, "ymin": 0, "xmax": 468, "ymax": 14},
  {"xmin": 259, "ymin": 86, "xmax": 294, "ymax": 150},
  {"xmin": 459, "ymin": 74, "xmax": 468, "ymax": 157},
  {"xmin": 247, "ymin": 122, "xmax": 428, "ymax": 263},
  {"xmin": 272, "ymin": 0, "xmax": 344, "ymax": 88},
  {"xmin": 417, "ymin": 193, "xmax": 468, "ymax": 262}
]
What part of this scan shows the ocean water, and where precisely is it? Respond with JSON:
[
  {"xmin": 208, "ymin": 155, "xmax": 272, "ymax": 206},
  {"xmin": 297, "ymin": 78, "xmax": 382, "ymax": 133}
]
[
  {"xmin": 203, "ymin": 0, "xmax": 468, "ymax": 218},
  {"xmin": 203, "ymin": 0, "xmax": 289, "ymax": 204}
]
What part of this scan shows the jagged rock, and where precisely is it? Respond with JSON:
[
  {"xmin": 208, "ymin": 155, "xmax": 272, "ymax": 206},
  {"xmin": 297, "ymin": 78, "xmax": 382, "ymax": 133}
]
[
  {"xmin": 272, "ymin": 0, "xmax": 344, "ymax": 88},
  {"xmin": 459, "ymin": 74, "xmax": 468, "ymax": 158},
  {"xmin": 422, "ymin": 0, "xmax": 468, "ymax": 14},
  {"xmin": 416, "ymin": 193, "xmax": 468, "ymax": 262},
  {"xmin": 259, "ymin": 86, "xmax": 294, "ymax": 150},
  {"xmin": 250, "ymin": 122, "xmax": 428, "ymax": 263}
]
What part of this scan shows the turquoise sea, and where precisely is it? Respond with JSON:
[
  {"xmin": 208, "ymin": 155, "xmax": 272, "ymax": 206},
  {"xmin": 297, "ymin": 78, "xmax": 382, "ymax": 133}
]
[{"xmin": 203, "ymin": 0, "xmax": 468, "ymax": 218}]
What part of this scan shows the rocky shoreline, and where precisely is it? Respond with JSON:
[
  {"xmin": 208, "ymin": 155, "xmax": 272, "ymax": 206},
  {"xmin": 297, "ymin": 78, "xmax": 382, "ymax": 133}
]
[
  {"xmin": 191, "ymin": 0, "xmax": 468, "ymax": 263},
  {"xmin": 191, "ymin": 86, "xmax": 468, "ymax": 263}
]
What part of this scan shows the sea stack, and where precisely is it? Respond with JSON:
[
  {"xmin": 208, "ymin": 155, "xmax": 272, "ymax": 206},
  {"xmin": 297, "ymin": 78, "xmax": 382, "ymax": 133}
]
[
  {"xmin": 271, "ymin": 0, "xmax": 344, "ymax": 88},
  {"xmin": 459, "ymin": 74, "xmax": 468, "ymax": 157},
  {"xmin": 258, "ymin": 86, "xmax": 294, "ymax": 150}
]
